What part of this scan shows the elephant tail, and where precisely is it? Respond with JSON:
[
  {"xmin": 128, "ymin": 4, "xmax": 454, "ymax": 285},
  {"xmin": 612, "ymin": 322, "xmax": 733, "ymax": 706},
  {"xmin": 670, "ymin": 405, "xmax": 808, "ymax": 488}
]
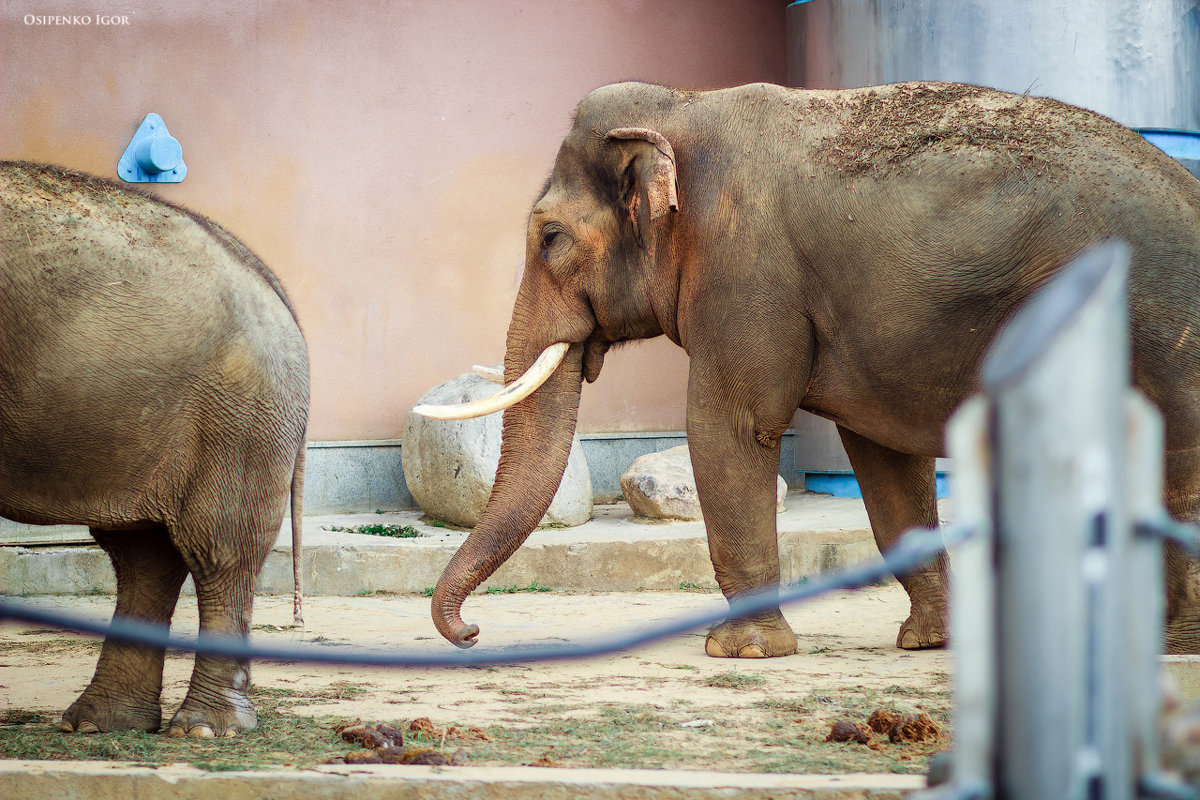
[{"xmin": 290, "ymin": 438, "xmax": 306, "ymax": 627}]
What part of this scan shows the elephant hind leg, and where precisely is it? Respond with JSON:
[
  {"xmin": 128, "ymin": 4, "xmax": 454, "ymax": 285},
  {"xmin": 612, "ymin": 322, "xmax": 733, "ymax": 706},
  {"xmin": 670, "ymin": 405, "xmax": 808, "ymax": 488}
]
[
  {"xmin": 837, "ymin": 427, "xmax": 947, "ymax": 650},
  {"xmin": 1163, "ymin": 446, "xmax": 1200, "ymax": 653},
  {"xmin": 164, "ymin": 499, "xmax": 282, "ymax": 738},
  {"xmin": 62, "ymin": 526, "xmax": 188, "ymax": 733}
]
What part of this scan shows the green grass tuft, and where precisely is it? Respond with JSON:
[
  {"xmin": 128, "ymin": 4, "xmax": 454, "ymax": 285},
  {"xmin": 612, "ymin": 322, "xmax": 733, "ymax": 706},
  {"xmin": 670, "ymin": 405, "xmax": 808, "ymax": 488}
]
[
  {"xmin": 325, "ymin": 524, "xmax": 421, "ymax": 538},
  {"xmin": 484, "ymin": 582, "xmax": 552, "ymax": 595},
  {"xmin": 703, "ymin": 671, "xmax": 767, "ymax": 690}
]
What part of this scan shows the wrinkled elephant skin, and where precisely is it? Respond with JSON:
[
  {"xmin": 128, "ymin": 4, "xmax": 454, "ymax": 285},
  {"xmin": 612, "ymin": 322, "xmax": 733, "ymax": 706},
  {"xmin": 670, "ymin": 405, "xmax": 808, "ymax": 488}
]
[
  {"xmin": 429, "ymin": 81, "xmax": 1200, "ymax": 658},
  {"xmin": 0, "ymin": 161, "xmax": 310, "ymax": 733}
]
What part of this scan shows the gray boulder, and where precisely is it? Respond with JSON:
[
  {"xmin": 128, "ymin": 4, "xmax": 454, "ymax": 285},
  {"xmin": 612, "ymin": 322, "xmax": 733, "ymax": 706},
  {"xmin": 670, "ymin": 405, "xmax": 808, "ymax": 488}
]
[
  {"xmin": 620, "ymin": 444, "xmax": 787, "ymax": 521},
  {"xmin": 402, "ymin": 373, "xmax": 593, "ymax": 528}
]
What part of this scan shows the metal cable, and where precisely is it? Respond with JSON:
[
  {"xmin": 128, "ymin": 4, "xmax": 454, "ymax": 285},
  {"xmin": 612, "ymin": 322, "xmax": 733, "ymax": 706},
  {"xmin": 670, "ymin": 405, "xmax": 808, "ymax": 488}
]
[{"xmin": 0, "ymin": 523, "xmax": 969, "ymax": 668}]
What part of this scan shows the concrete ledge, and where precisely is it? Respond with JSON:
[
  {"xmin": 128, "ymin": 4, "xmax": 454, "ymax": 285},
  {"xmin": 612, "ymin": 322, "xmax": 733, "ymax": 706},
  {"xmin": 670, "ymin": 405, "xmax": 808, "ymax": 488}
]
[
  {"xmin": 0, "ymin": 433, "xmax": 799, "ymax": 535},
  {"xmin": 0, "ymin": 494, "xmax": 880, "ymax": 597},
  {"xmin": 1163, "ymin": 655, "xmax": 1200, "ymax": 703},
  {"xmin": 0, "ymin": 761, "xmax": 924, "ymax": 799},
  {"xmin": 303, "ymin": 432, "xmax": 797, "ymax": 514},
  {"xmin": 304, "ymin": 439, "xmax": 413, "ymax": 515}
]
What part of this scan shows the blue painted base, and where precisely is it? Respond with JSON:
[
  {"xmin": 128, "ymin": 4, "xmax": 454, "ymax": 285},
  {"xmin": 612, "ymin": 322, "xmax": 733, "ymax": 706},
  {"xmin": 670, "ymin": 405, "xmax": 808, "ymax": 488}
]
[
  {"xmin": 802, "ymin": 471, "xmax": 951, "ymax": 499},
  {"xmin": 1137, "ymin": 128, "xmax": 1200, "ymax": 179}
]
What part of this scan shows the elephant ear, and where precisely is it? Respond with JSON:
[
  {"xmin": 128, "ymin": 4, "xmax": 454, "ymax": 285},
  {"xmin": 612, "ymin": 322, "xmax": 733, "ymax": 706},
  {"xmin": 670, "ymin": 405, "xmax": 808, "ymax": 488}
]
[{"xmin": 605, "ymin": 127, "xmax": 679, "ymax": 249}]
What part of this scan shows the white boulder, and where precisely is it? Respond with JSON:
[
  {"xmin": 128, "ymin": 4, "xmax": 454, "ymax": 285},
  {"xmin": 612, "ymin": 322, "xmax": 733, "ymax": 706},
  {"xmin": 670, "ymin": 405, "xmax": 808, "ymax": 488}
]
[
  {"xmin": 620, "ymin": 444, "xmax": 787, "ymax": 521},
  {"xmin": 402, "ymin": 373, "xmax": 593, "ymax": 528}
]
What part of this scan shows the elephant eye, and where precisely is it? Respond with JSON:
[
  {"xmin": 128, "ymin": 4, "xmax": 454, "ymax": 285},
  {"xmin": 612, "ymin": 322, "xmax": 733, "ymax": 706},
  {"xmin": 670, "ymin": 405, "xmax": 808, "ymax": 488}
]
[{"xmin": 540, "ymin": 225, "xmax": 569, "ymax": 260}]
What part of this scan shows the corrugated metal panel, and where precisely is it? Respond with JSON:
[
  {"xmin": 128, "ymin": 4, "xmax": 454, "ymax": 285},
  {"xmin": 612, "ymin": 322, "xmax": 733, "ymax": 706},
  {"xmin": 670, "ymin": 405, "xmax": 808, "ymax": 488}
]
[{"xmin": 786, "ymin": 0, "xmax": 1200, "ymax": 131}]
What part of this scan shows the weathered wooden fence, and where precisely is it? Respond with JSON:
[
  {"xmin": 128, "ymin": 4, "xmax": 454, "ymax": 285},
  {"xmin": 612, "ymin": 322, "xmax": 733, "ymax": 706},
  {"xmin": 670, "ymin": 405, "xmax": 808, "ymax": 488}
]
[{"xmin": 925, "ymin": 241, "xmax": 1194, "ymax": 799}]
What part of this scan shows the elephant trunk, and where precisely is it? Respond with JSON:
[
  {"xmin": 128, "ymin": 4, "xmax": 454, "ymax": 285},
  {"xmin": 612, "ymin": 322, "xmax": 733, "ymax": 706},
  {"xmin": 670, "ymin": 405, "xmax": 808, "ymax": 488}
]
[{"xmin": 430, "ymin": 341, "xmax": 584, "ymax": 647}]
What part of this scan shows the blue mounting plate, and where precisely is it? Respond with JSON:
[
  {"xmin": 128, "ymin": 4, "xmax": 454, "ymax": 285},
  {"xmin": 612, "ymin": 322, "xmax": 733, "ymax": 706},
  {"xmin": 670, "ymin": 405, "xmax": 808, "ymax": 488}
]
[{"xmin": 118, "ymin": 113, "xmax": 187, "ymax": 183}]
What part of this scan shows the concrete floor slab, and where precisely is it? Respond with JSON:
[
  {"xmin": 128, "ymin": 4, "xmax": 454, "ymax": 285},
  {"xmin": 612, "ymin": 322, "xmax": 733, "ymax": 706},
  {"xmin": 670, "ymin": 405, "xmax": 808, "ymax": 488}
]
[{"xmin": 0, "ymin": 760, "xmax": 925, "ymax": 799}]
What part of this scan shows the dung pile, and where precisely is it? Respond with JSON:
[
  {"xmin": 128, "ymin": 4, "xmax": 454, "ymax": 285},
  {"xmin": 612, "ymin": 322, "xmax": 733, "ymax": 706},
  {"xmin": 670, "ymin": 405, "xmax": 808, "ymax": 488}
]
[{"xmin": 330, "ymin": 717, "xmax": 491, "ymax": 766}]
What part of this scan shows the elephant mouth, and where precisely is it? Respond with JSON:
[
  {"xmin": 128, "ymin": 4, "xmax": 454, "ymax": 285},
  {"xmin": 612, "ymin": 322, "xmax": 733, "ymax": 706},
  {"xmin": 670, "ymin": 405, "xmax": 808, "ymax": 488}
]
[
  {"xmin": 582, "ymin": 337, "xmax": 611, "ymax": 383},
  {"xmin": 410, "ymin": 342, "xmax": 570, "ymax": 420}
]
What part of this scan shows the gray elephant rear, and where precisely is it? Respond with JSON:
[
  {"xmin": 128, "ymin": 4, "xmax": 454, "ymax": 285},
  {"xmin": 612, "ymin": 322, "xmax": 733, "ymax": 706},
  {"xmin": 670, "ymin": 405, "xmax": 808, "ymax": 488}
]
[{"xmin": 0, "ymin": 160, "xmax": 309, "ymax": 736}]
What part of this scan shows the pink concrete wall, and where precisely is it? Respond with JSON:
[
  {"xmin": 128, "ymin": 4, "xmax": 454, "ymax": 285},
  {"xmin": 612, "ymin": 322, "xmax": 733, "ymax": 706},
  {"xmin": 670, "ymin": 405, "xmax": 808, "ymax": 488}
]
[{"xmin": 1, "ymin": 1, "xmax": 786, "ymax": 440}]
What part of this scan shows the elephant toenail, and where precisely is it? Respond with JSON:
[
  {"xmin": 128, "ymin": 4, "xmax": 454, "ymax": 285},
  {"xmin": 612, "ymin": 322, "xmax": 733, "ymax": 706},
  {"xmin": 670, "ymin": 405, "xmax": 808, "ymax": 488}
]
[
  {"xmin": 76, "ymin": 721, "xmax": 99, "ymax": 734},
  {"xmin": 190, "ymin": 725, "xmax": 216, "ymax": 739},
  {"xmin": 222, "ymin": 728, "xmax": 237, "ymax": 738},
  {"xmin": 899, "ymin": 630, "xmax": 921, "ymax": 650},
  {"xmin": 166, "ymin": 725, "xmax": 187, "ymax": 738},
  {"xmin": 705, "ymin": 636, "xmax": 732, "ymax": 658},
  {"xmin": 59, "ymin": 720, "xmax": 75, "ymax": 733},
  {"xmin": 739, "ymin": 644, "xmax": 767, "ymax": 658}
]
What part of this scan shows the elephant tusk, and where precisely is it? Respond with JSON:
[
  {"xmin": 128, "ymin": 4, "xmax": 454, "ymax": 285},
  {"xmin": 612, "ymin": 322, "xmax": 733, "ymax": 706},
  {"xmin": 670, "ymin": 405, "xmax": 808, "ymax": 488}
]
[
  {"xmin": 412, "ymin": 342, "xmax": 570, "ymax": 420},
  {"xmin": 472, "ymin": 362, "xmax": 505, "ymax": 384}
]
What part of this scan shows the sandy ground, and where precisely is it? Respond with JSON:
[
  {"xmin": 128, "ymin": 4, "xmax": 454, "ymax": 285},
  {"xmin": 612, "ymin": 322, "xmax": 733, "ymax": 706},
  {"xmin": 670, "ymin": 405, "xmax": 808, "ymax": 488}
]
[{"xmin": 1, "ymin": 584, "xmax": 948, "ymax": 729}]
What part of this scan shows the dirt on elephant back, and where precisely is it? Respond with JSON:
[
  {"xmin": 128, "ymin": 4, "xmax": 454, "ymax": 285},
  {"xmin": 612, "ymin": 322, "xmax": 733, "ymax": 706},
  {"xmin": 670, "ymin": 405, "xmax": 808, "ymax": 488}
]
[
  {"xmin": 1, "ymin": 161, "xmax": 190, "ymax": 263},
  {"xmin": 3, "ymin": 161, "xmax": 146, "ymax": 220},
  {"xmin": 808, "ymin": 82, "xmax": 1111, "ymax": 177}
]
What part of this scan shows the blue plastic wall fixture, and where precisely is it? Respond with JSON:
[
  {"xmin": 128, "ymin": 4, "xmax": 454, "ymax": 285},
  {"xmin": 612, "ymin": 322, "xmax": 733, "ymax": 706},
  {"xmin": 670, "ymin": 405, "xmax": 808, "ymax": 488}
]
[
  {"xmin": 1137, "ymin": 128, "xmax": 1200, "ymax": 179},
  {"xmin": 802, "ymin": 471, "xmax": 952, "ymax": 499},
  {"xmin": 118, "ymin": 113, "xmax": 186, "ymax": 183}
]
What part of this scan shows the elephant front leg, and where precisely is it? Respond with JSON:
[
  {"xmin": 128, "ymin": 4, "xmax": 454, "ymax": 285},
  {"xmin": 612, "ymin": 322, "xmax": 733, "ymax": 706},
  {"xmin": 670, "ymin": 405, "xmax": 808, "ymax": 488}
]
[
  {"xmin": 62, "ymin": 527, "xmax": 188, "ymax": 733},
  {"xmin": 837, "ymin": 427, "xmax": 947, "ymax": 650},
  {"xmin": 687, "ymin": 368, "xmax": 802, "ymax": 659}
]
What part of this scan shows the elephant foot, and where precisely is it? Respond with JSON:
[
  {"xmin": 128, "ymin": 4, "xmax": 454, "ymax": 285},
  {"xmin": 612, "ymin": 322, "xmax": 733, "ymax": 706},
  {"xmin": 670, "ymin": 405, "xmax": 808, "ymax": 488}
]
[
  {"xmin": 896, "ymin": 602, "xmax": 948, "ymax": 650},
  {"xmin": 60, "ymin": 692, "xmax": 162, "ymax": 733},
  {"xmin": 705, "ymin": 614, "xmax": 797, "ymax": 658},
  {"xmin": 167, "ymin": 685, "xmax": 257, "ymax": 738}
]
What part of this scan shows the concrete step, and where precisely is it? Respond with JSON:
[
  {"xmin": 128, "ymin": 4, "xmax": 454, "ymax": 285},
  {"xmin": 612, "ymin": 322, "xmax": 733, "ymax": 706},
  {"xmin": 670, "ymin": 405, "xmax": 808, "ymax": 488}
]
[
  {"xmin": 0, "ymin": 493, "xmax": 896, "ymax": 597},
  {"xmin": 0, "ymin": 761, "xmax": 926, "ymax": 799}
]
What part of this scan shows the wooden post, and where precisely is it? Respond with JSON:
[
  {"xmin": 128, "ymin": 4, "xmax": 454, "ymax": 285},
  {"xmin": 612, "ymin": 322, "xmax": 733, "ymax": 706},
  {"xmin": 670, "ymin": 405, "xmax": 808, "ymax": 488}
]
[
  {"xmin": 932, "ymin": 241, "xmax": 1174, "ymax": 800},
  {"xmin": 946, "ymin": 395, "xmax": 996, "ymax": 794}
]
